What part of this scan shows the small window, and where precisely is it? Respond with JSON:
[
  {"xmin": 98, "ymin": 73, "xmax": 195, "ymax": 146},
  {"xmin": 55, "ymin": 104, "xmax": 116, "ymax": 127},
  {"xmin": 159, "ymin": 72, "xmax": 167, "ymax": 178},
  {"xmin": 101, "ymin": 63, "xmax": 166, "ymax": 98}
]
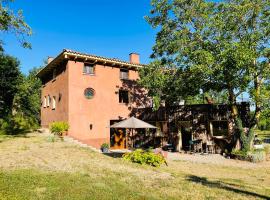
[
  {"xmin": 119, "ymin": 90, "xmax": 129, "ymax": 103},
  {"xmin": 84, "ymin": 88, "xmax": 95, "ymax": 99},
  {"xmin": 47, "ymin": 95, "xmax": 50, "ymax": 107},
  {"xmin": 120, "ymin": 68, "xmax": 129, "ymax": 80},
  {"xmin": 83, "ymin": 64, "xmax": 95, "ymax": 75},
  {"xmin": 43, "ymin": 97, "xmax": 47, "ymax": 108},
  {"xmin": 52, "ymin": 96, "xmax": 56, "ymax": 110}
]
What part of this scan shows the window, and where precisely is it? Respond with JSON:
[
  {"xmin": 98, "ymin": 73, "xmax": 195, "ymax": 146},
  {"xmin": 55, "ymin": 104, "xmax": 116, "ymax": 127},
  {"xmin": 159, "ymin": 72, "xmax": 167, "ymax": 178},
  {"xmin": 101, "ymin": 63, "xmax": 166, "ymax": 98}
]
[
  {"xmin": 52, "ymin": 96, "xmax": 56, "ymax": 110},
  {"xmin": 119, "ymin": 90, "xmax": 129, "ymax": 103},
  {"xmin": 120, "ymin": 68, "xmax": 129, "ymax": 80},
  {"xmin": 47, "ymin": 95, "xmax": 50, "ymax": 107},
  {"xmin": 43, "ymin": 97, "xmax": 47, "ymax": 108},
  {"xmin": 83, "ymin": 64, "xmax": 95, "ymax": 75},
  {"xmin": 84, "ymin": 88, "xmax": 95, "ymax": 99},
  {"xmin": 211, "ymin": 121, "xmax": 228, "ymax": 136}
]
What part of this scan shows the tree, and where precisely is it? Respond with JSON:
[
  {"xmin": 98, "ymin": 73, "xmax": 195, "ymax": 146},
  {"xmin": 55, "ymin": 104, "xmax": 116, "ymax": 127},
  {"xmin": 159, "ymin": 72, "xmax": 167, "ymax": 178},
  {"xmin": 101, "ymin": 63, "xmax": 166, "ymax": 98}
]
[
  {"xmin": 142, "ymin": 0, "xmax": 270, "ymax": 125},
  {"xmin": 0, "ymin": 52, "xmax": 21, "ymax": 116},
  {"xmin": 0, "ymin": 0, "xmax": 32, "ymax": 49},
  {"xmin": 13, "ymin": 67, "xmax": 42, "ymax": 124}
]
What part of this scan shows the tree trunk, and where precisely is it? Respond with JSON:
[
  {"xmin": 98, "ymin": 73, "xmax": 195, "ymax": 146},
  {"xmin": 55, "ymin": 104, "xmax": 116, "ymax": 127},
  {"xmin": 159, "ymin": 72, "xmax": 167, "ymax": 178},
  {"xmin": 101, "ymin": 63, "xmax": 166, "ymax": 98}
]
[{"xmin": 250, "ymin": 75, "xmax": 263, "ymax": 128}]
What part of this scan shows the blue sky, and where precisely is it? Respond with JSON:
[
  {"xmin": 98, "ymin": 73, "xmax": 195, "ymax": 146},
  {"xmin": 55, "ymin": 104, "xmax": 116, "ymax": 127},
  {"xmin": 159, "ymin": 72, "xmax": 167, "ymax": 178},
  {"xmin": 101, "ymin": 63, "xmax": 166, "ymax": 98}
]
[{"xmin": 2, "ymin": 0, "xmax": 156, "ymax": 74}]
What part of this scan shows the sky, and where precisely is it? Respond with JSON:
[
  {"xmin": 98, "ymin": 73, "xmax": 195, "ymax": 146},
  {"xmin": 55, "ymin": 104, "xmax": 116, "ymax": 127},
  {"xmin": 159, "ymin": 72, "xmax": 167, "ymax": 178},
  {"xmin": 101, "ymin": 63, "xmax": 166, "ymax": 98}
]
[{"xmin": 2, "ymin": 0, "xmax": 156, "ymax": 74}]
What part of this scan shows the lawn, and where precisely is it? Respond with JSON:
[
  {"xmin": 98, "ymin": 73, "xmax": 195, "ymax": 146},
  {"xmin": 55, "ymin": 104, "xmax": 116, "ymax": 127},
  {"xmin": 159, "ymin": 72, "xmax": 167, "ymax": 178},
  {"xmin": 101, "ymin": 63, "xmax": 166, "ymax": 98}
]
[{"xmin": 0, "ymin": 133, "xmax": 269, "ymax": 200}]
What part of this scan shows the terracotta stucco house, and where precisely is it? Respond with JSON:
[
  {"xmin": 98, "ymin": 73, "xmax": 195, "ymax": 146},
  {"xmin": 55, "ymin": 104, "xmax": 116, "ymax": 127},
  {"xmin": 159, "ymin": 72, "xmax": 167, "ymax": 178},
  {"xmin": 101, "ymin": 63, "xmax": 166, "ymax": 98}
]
[{"xmin": 37, "ymin": 49, "xmax": 150, "ymax": 149}]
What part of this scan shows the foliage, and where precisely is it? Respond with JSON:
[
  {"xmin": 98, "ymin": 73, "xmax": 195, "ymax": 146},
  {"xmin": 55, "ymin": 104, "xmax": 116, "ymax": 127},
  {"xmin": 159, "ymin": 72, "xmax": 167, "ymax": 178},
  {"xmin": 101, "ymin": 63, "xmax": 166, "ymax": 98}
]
[
  {"xmin": 247, "ymin": 150, "xmax": 266, "ymax": 163},
  {"xmin": 46, "ymin": 135, "xmax": 58, "ymax": 143},
  {"xmin": 231, "ymin": 149, "xmax": 248, "ymax": 160},
  {"xmin": 0, "ymin": 53, "xmax": 21, "ymax": 116},
  {"xmin": 142, "ymin": 0, "xmax": 270, "ymax": 127},
  {"xmin": 13, "ymin": 67, "xmax": 42, "ymax": 125},
  {"xmin": 0, "ymin": 0, "xmax": 32, "ymax": 49},
  {"xmin": 49, "ymin": 121, "xmax": 69, "ymax": 136},
  {"xmin": 236, "ymin": 118, "xmax": 254, "ymax": 152},
  {"xmin": 123, "ymin": 149, "xmax": 166, "ymax": 167},
  {"xmin": 0, "ymin": 114, "xmax": 38, "ymax": 135},
  {"xmin": 101, "ymin": 143, "xmax": 109, "ymax": 149},
  {"xmin": 231, "ymin": 149, "xmax": 266, "ymax": 163}
]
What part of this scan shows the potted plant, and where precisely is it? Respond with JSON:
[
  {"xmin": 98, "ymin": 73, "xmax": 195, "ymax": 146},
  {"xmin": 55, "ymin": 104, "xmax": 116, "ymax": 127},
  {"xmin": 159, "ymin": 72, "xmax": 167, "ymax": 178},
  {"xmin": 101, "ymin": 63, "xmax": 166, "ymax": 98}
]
[
  {"xmin": 101, "ymin": 143, "xmax": 109, "ymax": 153},
  {"xmin": 49, "ymin": 121, "xmax": 69, "ymax": 141}
]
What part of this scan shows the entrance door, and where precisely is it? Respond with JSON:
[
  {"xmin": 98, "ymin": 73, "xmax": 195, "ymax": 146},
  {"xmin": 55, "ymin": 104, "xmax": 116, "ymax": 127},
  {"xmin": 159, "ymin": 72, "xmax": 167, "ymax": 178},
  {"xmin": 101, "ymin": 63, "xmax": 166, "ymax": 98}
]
[{"xmin": 110, "ymin": 120, "xmax": 126, "ymax": 149}]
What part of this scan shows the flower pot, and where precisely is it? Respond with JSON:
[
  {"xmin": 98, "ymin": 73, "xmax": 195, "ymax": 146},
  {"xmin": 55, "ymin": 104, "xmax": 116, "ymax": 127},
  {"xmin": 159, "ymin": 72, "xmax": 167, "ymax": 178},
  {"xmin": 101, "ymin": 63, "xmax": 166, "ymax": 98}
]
[{"xmin": 101, "ymin": 147, "xmax": 109, "ymax": 153}]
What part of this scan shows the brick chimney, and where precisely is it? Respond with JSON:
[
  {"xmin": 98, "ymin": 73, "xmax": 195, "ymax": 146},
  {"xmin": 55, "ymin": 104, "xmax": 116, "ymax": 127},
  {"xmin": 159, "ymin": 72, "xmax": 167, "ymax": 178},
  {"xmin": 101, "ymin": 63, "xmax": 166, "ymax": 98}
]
[
  {"xmin": 48, "ymin": 56, "xmax": 54, "ymax": 64},
  {"xmin": 129, "ymin": 53, "xmax": 140, "ymax": 64}
]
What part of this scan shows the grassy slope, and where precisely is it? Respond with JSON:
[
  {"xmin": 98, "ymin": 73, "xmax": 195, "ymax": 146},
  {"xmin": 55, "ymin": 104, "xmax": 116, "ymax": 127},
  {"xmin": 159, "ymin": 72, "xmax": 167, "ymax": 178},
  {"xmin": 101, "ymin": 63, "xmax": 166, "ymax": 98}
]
[{"xmin": 0, "ymin": 133, "xmax": 269, "ymax": 200}]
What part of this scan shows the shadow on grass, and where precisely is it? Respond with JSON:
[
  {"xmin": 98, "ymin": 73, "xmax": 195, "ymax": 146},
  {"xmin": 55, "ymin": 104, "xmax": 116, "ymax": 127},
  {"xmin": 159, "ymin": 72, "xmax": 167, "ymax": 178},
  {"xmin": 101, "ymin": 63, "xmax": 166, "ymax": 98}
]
[
  {"xmin": 186, "ymin": 175, "xmax": 269, "ymax": 199},
  {"xmin": 102, "ymin": 152, "xmax": 125, "ymax": 158}
]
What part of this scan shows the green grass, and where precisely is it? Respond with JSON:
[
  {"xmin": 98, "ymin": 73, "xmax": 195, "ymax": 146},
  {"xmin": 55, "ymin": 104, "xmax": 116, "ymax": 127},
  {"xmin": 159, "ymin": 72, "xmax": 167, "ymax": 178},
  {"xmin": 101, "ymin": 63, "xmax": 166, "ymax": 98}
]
[
  {"xmin": 0, "ymin": 133, "xmax": 269, "ymax": 200},
  {"xmin": 254, "ymin": 130, "xmax": 270, "ymax": 140}
]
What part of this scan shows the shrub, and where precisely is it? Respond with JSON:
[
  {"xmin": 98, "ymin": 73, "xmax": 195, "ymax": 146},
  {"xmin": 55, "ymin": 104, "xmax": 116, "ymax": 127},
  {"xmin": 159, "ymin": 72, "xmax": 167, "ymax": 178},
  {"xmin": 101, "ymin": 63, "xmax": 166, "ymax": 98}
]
[
  {"xmin": 247, "ymin": 150, "xmax": 266, "ymax": 163},
  {"xmin": 101, "ymin": 143, "xmax": 109, "ymax": 149},
  {"xmin": 49, "ymin": 121, "xmax": 69, "ymax": 136},
  {"xmin": 231, "ymin": 149, "xmax": 248, "ymax": 160},
  {"xmin": 123, "ymin": 149, "xmax": 166, "ymax": 167},
  {"xmin": 46, "ymin": 135, "xmax": 57, "ymax": 143},
  {"xmin": 231, "ymin": 149, "xmax": 266, "ymax": 162},
  {"xmin": 0, "ymin": 115, "xmax": 38, "ymax": 135}
]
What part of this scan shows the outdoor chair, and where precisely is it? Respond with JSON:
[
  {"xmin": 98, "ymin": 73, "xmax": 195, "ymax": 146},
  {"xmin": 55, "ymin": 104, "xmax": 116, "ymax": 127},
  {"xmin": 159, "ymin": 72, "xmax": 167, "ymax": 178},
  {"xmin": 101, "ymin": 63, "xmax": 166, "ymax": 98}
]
[{"xmin": 206, "ymin": 141, "xmax": 215, "ymax": 154}]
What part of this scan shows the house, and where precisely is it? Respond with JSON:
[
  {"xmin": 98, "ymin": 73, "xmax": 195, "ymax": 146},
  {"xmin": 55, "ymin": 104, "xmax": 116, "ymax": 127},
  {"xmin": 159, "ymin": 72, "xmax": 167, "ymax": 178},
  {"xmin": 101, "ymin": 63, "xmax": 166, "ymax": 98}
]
[
  {"xmin": 135, "ymin": 103, "xmax": 250, "ymax": 153},
  {"xmin": 37, "ymin": 49, "xmax": 150, "ymax": 149},
  {"xmin": 37, "ymin": 49, "xmax": 250, "ymax": 152}
]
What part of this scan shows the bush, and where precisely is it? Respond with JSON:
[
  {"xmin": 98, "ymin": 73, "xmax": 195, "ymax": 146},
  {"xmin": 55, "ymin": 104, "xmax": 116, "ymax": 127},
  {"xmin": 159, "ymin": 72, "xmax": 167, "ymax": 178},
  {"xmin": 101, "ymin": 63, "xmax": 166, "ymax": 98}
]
[
  {"xmin": 247, "ymin": 150, "xmax": 266, "ymax": 163},
  {"xmin": 231, "ymin": 149, "xmax": 266, "ymax": 162},
  {"xmin": 231, "ymin": 149, "xmax": 248, "ymax": 160},
  {"xmin": 49, "ymin": 121, "xmax": 69, "ymax": 136},
  {"xmin": 123, "ymin": 149, "xmax": 166, "ymax": 167},
  {"xmin": 101, "ymin": 143, "xmax": 109, "ymax": 149},
  {"xmin": 0, "ymin": 115, "xmax": 38, "ymax": 135},
  {"xmin": 46, "ymin": 135, "xmax": 58, "ymax": 143}
]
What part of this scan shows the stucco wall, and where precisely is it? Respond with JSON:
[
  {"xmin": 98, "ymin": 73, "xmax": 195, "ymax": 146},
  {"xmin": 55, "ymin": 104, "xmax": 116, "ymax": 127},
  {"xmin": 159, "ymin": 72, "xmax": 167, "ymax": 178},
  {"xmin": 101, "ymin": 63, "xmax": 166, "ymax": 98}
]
[
  {"xmin": 67, "ymin": 61, "xmax": 141, "ymax": 148},
  {"xmin": 40, "ymin": 64, "xmax": 69, "ymax": 127}
]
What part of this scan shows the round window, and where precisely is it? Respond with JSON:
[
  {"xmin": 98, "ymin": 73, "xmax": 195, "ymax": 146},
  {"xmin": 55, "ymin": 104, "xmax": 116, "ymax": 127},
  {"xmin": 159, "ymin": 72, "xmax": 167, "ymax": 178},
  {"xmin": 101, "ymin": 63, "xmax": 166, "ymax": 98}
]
[{"xmin": 84, "ymin": 88, "xmax": 95, "ymax": 99}]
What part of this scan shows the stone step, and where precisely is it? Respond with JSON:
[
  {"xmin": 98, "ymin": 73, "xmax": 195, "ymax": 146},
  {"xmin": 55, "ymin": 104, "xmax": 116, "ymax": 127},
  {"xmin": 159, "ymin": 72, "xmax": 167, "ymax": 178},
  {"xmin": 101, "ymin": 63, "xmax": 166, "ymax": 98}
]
[{"xmin": 64, "ymin": 136, "xmax": 101, "ymax": 153}]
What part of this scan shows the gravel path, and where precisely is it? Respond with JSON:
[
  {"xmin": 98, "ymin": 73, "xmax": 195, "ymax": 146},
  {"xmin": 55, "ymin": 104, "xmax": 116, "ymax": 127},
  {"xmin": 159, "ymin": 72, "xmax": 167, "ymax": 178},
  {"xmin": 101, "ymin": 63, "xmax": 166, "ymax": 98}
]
[{"xmin": 167, "ymin": 152, "xmax": 270, "ymax": 169}]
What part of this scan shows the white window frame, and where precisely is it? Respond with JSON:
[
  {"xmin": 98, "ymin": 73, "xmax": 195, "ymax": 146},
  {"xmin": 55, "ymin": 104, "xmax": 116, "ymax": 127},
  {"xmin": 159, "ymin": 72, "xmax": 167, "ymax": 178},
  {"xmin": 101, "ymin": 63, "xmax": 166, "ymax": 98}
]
[
  {"xmin": 83, "ymin": 64, "xmax": 95, "ymax": 75},
  {"xmin": 47, "ymin": 95, "xmax": 50, "ymax": 107},
  {"xmin": 52, "ymin": 96, "xmax": 56, "ymax": 110},
  {"xmin": 43, "ymin": 97, "xmax": 47, "ymax": 108}
]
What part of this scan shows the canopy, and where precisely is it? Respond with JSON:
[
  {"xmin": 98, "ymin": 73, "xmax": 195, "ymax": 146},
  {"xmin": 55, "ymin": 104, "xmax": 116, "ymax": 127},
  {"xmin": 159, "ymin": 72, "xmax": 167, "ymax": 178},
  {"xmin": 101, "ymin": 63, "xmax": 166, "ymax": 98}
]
[{"xmin": 110, "ymin": 117, "xmax": 156, "ymax": 129}]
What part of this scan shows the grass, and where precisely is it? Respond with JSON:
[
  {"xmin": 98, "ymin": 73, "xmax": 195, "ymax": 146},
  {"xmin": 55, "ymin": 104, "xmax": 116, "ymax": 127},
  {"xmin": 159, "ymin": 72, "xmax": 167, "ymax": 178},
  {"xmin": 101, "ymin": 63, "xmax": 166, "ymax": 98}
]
[
  {"xmin": 0, "ymin": 133, "xmax": 269, "ymax": 200},
  {"xmin": 254, "ymin": 130, "xmax": 270, "ymax": 140}
]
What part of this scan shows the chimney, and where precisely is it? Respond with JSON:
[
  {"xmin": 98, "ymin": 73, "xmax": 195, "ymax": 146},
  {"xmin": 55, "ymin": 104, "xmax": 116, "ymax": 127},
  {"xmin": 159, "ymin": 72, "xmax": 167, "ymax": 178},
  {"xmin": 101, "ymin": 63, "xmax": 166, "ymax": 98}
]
[
  {"xmin": 129, "ymin": 53, "xmax": 140, "ymax": 64},
  {"xmin": 48, "ymin": 56, "xmax": 54, "ymax": 64}
]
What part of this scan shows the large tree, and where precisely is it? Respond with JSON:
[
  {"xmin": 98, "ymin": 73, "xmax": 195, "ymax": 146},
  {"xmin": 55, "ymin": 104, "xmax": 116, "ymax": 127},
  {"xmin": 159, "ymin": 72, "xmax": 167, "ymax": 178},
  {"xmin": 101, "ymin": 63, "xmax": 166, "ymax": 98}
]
[
  {"xmin": 0, "ymin": 0, "xmax": 32, "ymax": 49},
  {"xmin": 0, "ymin": 53, "xmax": 21, "ymax": 116},
  {"xmin": 142, "ymin": 0, "xmax": 270, "ymax": 126}
]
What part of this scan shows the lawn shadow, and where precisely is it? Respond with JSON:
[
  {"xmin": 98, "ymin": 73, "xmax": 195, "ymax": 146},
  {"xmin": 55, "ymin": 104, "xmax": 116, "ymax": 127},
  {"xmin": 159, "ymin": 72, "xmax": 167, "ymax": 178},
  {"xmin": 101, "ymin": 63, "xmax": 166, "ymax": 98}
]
[
  {"xmin": 186, "ymin": 175, "xmax": 269, "ymax": 199},
  {"xmin": 102, "ymin": 152, "xmax": 125, "ymax": 159}
]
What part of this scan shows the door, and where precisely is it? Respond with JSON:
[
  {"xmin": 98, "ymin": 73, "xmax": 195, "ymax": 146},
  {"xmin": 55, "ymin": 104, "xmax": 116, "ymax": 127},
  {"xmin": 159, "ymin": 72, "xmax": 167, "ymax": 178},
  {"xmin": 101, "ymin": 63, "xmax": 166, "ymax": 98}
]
[{"xmin": 110, "ymin": 120, "xmax": 126, "ymax": 149}]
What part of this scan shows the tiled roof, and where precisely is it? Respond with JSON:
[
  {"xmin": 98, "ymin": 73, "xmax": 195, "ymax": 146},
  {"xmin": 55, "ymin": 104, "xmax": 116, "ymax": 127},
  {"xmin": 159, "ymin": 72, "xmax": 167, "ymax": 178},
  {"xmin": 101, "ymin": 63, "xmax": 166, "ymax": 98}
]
[
  {"xmin": 37, "ymin": 49, "xmax": 145, "ymax": 78},
  {"xmin": 63, "ymin": 49, "xmax": 144, "ymax": 67}
]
